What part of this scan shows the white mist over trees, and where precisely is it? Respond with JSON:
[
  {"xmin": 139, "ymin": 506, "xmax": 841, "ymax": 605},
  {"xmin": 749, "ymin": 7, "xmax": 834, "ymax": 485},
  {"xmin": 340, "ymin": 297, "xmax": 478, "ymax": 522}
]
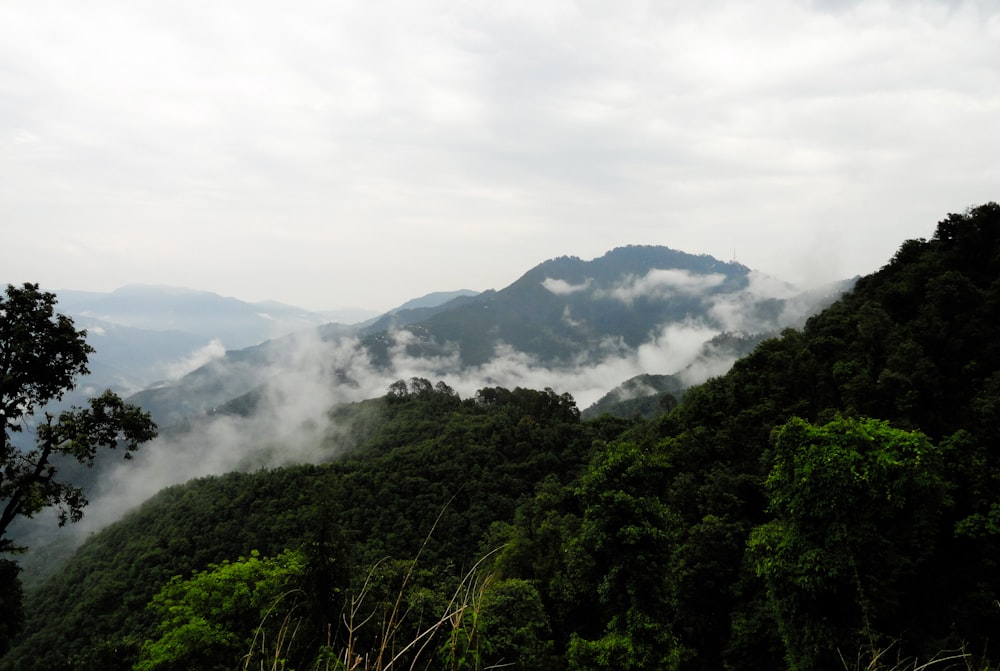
[{"xmin": 60, "ymin": 254, "xmax": 847, "ymax": 542}]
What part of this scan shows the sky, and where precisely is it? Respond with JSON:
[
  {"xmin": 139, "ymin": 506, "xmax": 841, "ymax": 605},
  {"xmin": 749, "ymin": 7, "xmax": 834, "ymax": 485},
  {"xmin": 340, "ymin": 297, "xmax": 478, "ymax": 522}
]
[{"xmin": 2, "ymin": 0, "xmax": 998, "ymax": 313}]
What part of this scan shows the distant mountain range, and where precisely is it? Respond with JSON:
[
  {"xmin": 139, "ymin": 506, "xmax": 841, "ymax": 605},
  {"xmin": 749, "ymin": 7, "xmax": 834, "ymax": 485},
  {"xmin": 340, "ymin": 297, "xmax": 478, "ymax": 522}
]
[
  {"xmin": 18, "ymin": 246, "xmax": 854, "ymax": 432},
  {"xmin": 37, "ymin": 285, "xmax": 454, "ymax": 399},
  {"xmin": 110, "ymin": 245, "xmax": 851, "ymax": 426},
  {"xmin": 54, "ymin": 285, "xmax": 337, "ymax": 348}
]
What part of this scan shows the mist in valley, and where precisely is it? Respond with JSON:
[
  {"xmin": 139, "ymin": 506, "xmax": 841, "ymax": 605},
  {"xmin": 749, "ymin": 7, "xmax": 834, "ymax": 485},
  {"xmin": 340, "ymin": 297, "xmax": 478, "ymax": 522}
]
[{"xmin": 13, "ymin": 264, "xmax": 849, "ymax": 578}]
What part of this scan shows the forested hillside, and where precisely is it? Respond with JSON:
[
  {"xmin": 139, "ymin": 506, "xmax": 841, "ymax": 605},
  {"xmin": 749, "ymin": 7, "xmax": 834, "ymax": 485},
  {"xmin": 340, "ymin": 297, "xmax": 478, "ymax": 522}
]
[
  {"xmin": 4, "ymin": 383, "xmax": 609, "ymax": 671},
  {"xmin": 495, "ymin": 203, "xmax": 1000, "ymax": 669},
  {"xmin": 4, "ymin": 203, "xmax": 1000, "ymax": 670}
]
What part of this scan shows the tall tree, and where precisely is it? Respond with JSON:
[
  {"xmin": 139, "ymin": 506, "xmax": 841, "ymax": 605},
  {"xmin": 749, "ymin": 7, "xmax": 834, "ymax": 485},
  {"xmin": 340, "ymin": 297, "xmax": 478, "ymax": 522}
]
[{"xmin": 0, "ymin": 283, "xmax": 157, "ymax": 651}]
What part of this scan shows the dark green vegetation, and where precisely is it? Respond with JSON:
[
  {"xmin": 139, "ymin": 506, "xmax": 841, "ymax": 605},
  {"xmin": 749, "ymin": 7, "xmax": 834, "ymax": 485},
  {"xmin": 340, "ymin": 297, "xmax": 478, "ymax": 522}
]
[
  {"xmin": 4, "ymin": 382, "xmax": 596, "ymax": 670},
  {"xmin": 4, "ymin": 203, "xmax": 1000, "ymax": 670},
  {"xmin": 0, "ymin": 283, "xmax": 158, "ymax": 655}
]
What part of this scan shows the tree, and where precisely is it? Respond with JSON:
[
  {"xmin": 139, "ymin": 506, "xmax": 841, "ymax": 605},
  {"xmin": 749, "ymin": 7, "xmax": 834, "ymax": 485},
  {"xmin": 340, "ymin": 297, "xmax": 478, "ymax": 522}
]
[
  {"xmin": 1, "ymin": 282, "xmax": 158, "ymax": 551},
  {"xmin": 479, "ymin": 578, "xmax": 555, "ymax": 670},
  {"xmin": 749, "ymin": 416, "xmax": 949, "ymax": 670},
  {"xmin": 1, "ymin": 283, "xmax": 92, "ymax": 454},
  {"xmin": 135, "ymin": 550, "xmax": 308, "ymax": 671},
  {"xmin": 562, "ymin": 441, "xmax": 683, "ymax": 670},
  {"xmin": 0, "ymin": 283, "xmax": 157, "ymax": 651}
]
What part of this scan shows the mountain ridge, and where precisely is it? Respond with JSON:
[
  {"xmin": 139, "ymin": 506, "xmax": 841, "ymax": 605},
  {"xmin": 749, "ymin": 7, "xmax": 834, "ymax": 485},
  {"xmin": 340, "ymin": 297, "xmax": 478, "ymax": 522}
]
[{"xmin": 121, "ymin": 245, "xmax": 847, "ymax": 427}]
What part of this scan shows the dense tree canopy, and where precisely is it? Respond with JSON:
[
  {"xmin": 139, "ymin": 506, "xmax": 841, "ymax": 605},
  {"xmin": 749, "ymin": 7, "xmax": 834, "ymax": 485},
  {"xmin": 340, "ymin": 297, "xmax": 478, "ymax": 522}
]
[
  {"xmin": 3, "ymin": 381, "xmax": 598, "ymax": 671},
  {"xmin": 135, "ymin": 549, "xmax": 309, "ymax": 671},
  {"xmin": 749, "ymin": 417, "xmax": 949, "ymax": 670}
]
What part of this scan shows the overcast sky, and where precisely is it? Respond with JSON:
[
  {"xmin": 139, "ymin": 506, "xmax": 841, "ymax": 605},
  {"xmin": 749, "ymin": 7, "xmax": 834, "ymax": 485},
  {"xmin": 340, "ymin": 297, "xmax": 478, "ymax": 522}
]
[{"xmin": 2, "ymin": 0, "xmax": 998, "ymax": 312}]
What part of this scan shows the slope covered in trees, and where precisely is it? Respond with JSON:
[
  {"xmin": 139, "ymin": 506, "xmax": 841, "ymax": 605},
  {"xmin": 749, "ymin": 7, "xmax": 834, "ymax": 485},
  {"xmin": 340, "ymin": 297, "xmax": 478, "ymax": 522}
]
[
  {"xmin": 4, "ymin": 203, "xmax": 1000, "ymax": 670},
  {"xmin": 492, "ymin": 203, "xmax": 1000, "ymax": 669},
  {"xmin": 3, "ymin": 381, "xmax": 608, "ymax": 670}
]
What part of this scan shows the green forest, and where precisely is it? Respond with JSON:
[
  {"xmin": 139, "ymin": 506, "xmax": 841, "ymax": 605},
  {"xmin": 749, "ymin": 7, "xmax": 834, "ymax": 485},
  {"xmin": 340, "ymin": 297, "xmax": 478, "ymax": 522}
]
[{"xmin": 3, "ymin": 203, "xmax": 1000, "ymax": 670}]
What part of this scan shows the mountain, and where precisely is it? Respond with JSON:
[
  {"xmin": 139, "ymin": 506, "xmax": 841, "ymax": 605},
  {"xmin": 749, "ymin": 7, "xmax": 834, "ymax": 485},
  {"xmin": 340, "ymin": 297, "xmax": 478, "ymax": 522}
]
[
  {"xmin": 358, "ymin": 290, "xmax": 481, "ymax": 335},
  {"xmin": 359, "ymin": 245, "xmax": 850, "ymax": 369},
  {"xmin": 129, "ymin": 246, "xmax": 848, "ymax": 428},
  {"xmin": 317, "ymin": 307, "xmax": 382, "ymax": 324},
  {"xmin": 120, "ymin": 291, "xmax": 483, "ymax": 426},
  {"xmin": 42, "ymin": 285, "xmax": 343, "ymax": 404},
  {"xmin": 33, "ymin": 286, "xmax": 473, "ymax": 424},
  {"xmin": 385, "ymin": 289, "xmax": 481, "ymax": 313},
  {"xmin": 362, "ymin": 246, "xmax": 760, "ymax": 367},
  {"xmin": 7, "ymin": 203, "xmax": 1000, "ymax": 671},
  {"xmin": 122, "ymin": 340, "xmax": 280, "ymax": 426},
  {"xmin": 54, "ymin": 285, "xmax": 335, "ymax": 350}
]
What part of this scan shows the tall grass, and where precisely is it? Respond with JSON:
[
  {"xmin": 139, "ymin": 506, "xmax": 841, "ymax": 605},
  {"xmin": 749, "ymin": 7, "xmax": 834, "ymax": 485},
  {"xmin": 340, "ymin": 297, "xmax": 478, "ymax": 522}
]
[
  {"xmin": 245, "ymin": 500, "xmax": 507, "ymax": 671},
  {"xmin": 840, "ymin": 641, "xmax": 993, "ymax": 671}
]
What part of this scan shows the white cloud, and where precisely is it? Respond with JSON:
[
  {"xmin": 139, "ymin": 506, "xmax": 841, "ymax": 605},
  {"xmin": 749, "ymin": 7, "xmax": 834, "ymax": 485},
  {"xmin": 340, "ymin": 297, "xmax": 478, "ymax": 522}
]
[
  {"xmin": 162, "ymin": 339, "xmax": 226, "ymax": 380},
  {"xmin": 561, "ymin": 305, "xmax": 585, "ymax": 328},
  {"xmin": 542, "ymin": 278, "xmax": 591, "ymax": 295},
  {"xmin": 599, "ymin": 269, "xmax": 728, "ymax": 304},
  {"xmin": 636, "ymin": 320, "xmax": 724, "ymax": 374}
]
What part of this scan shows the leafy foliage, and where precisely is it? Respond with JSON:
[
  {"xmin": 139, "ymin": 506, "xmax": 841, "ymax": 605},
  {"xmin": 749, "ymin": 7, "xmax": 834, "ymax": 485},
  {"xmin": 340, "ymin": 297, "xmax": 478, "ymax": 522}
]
[
  {"xmin": 749, "ymin": 417, "xmax": 949, "ymax": 670},
  {"xmin": 135, "ymin": 549, "xmax": 308, "ymax": 671},
  {"xmin": 492, "ymin": 203, "xmax": 1000, "ymax": 669}
]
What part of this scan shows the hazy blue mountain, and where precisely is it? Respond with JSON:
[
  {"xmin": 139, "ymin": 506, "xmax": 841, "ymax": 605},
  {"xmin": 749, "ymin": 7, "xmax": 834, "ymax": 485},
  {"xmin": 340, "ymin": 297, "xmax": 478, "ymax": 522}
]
[
  {"xmin": 17, "ymin": 286, "xmax": 342, "ymax": 423},
  {"xmin": 63, "ymin": 318, "xmax": 211, "ymax": 395},
  {"xmin": 318, "ymin": 307, "xmax": 382, "ymax": 324},
  {"xmin": 125, "ymin": 342, "xmax": 278, "ymax": 426},
  {"xmin": 388, "ymin": 289, "xmax": 480, "ymax": 313},
  {"xmin": 54, "ymin": 285, "xmax": 334, "ymax": 350}
]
